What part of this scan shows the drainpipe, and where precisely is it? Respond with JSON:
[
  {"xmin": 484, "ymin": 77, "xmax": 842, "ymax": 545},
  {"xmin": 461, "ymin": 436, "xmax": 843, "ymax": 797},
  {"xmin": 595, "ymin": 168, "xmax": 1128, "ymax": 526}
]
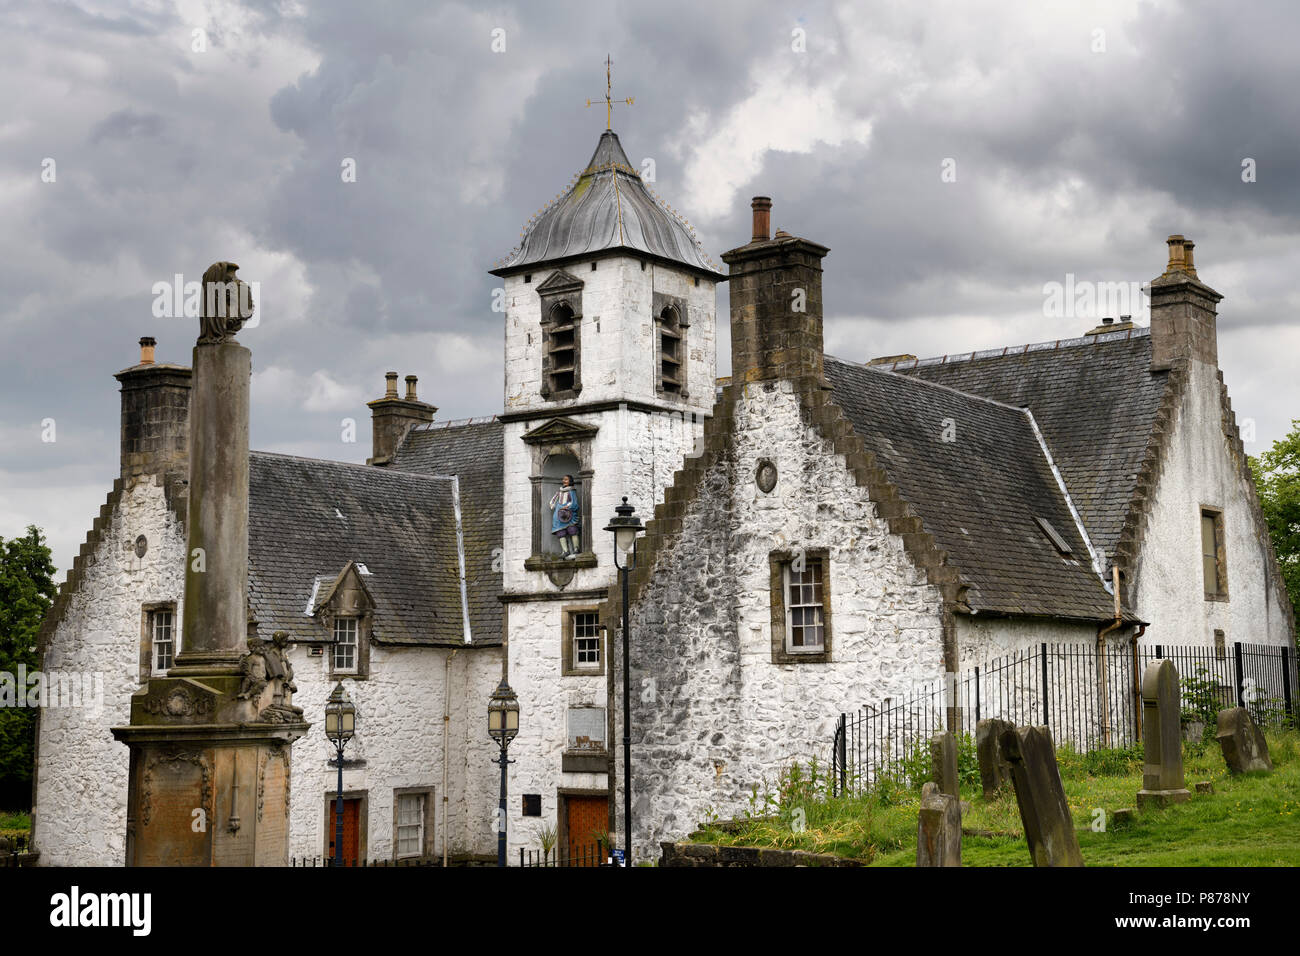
[
  {"xmin": 1096, "ymin": 565, "xmax": 1124, "ymax": 748},
  {"xmin": 443, "ymin": 648, "xmax": 458, "ymax": 867}
]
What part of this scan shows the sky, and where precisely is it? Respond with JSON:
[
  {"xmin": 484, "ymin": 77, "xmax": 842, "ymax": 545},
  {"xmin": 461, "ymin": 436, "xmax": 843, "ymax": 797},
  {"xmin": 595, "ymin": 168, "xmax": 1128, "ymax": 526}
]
[{"xmin": 2, "ymin": 0, "xmax": 1298, "ymax": 574}]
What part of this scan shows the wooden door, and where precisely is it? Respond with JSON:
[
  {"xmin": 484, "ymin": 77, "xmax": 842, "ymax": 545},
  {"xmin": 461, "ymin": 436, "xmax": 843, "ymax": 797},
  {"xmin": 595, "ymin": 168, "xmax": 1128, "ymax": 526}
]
[
  {"xmin": 328, "ymin": 798, "xmax": 361, "ymax": 865},
  {"xmin": 565, "ymin": 795, "xmax": 608, "ymax": 866}
]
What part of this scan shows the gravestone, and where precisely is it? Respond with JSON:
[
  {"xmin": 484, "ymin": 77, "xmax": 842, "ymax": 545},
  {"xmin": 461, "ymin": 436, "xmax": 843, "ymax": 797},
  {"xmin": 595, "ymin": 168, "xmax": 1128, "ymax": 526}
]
[
  {"xmin": 1000, "ymin": 725, "xmax": 1084, "ymax": 867},
  {"xmin": 1215, "ymin": 707, "xmax": 1273, "ymax": 774},
  {"xmin": 976, "ymin": 718, "xmax": 1014, "ymax": 797},
  {"xmin": 930, "ymin": 731, "xmax": 959, "ymax": 798},
  {"xmin": 916, "ymin": 782, "xmax": 961, "ymax": 867},
  {"xmin": 1136, "ymin": 660, "xmax": 1191, "ymax": 808}
]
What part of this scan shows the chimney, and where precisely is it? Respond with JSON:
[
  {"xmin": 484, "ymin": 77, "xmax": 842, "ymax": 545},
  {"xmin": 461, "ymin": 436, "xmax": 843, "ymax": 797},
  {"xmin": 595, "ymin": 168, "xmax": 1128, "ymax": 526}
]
[
  {"xmin": 721, "ymin": 196, "xmax": 830, "ymax": 385},
  {"xmin": 1149, "ymin": 234, "xmax": 1222, "ymax": 371},
  {"xmin": 367, "ymin": 371, "xmax": 436, "ymax": 465},
  {"xmin": 115, "ymin": 337, "xmax": 192, "ymax": 484}
]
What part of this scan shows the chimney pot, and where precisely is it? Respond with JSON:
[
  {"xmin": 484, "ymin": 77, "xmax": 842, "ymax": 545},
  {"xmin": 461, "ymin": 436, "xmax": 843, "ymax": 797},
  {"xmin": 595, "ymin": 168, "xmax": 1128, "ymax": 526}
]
[
  {"xmin": 1102, "ymin": 316, "xmax": 1114, "ymax": 325},
  {"xmin": 384, "ymin": 371, "xmax": 399, "ymax": 398},
  {"xmin": 1164, "ymin": 234, "xmax": 1198, "ymax": 277},
  {"xmin": 751, "ymin": 196, "xmax": 772, "ymax": 242},
  {"xmin": 139, "ymin": 336, "xmax": 157, "ymax": 365},
  {"xmin": 405, "ymin": 375, "xmax": 418, "ymax": 401}
]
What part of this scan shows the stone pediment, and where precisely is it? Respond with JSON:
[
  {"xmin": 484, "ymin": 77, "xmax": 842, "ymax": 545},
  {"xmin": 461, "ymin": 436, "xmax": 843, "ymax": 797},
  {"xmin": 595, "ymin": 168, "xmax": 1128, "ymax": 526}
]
[
  {"xmin": 521, "ymin": 416, "xmax": 600, "ymax": 446},
  {"xmin": 312, "ymin": 561, "xmax": 376, "ymax": 617},
  {"xmin": 534, "ymin": 268, "xmax": 584, "ymax": 294}
]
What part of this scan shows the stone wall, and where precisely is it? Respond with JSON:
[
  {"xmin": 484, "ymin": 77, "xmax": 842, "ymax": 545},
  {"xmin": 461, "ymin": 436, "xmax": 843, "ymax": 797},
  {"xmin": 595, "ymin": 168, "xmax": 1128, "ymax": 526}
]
[
  {"xmin": 618, "ymin": 379, "xmax": 949, "ymax": 860},
  {"xmin": 1130, "ymin": 359, "xmax": 1294, "ymax": 648},
  {"xmin": 35, "ymin": 474, "xmax": 187, "ymax": 866}
]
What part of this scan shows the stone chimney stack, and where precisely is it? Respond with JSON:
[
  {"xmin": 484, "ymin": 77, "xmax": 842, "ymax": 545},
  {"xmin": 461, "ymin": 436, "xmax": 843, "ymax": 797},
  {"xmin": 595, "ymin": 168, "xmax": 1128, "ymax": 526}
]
[
  {"xmin": 368, "ymin": 371, "xmax": 436, "ymax": 465},
  {"xmin": 721, "ymin": 196, "xmax": 830, "ymax": 385},
  {"xmin": 1149, "ymin": 234, "xmax": 1223, "ymax": 371},
  {"xmin": 114, "ymin": 336, "xmax": 192, "ymax": 485}
]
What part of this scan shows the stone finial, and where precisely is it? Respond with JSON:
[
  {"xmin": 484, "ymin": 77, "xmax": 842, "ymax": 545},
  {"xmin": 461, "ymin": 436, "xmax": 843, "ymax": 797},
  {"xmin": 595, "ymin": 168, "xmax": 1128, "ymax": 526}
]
[
  {"xmin": 751, "ymin": 196, "xmax": 772, "ymax": 242},
  {"xmin": 384, "ymin": 371, "xmax": 399, "ymax": 398},
  {"xmin": 197, "ymin": 261, "xmax": 255, "ymax": 345},
  {"xmin": 405, "ymin": 375, "xmax": 419, "ymax": 401},
  {"xmin": 139, "ymin": 336, "xmax": 157, "ymax": 365}
]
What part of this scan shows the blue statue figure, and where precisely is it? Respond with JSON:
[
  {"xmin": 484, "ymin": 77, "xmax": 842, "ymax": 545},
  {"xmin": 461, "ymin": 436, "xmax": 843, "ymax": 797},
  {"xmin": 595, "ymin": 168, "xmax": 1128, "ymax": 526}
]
[{"xmin": 549, "ymin": 474, "xmax": 581, "ymax": 559}]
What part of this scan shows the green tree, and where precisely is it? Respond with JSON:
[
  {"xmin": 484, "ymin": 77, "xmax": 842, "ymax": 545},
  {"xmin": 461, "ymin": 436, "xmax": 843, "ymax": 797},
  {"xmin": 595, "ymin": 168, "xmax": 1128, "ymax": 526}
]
[
  {"xmin": 0, "ymin": 526, "xmax": 57, "ymax": 804},
  {"xmin": 1250, "ymin": 420, "xmax": 1300, "ymax": 635}
]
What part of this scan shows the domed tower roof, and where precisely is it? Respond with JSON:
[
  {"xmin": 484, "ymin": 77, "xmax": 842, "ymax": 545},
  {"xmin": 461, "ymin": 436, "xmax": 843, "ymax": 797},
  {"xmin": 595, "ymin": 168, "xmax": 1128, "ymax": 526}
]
[{"xmin": 491, "ymin": 130, "xmax": 722, "ymax": 279}]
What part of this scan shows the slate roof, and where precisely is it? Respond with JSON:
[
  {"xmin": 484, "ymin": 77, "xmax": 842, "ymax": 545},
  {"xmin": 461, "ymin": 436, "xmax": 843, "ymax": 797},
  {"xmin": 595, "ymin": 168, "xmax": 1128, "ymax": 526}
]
[
  {"xmin": 824, "ymin": 357, "xmax": 1128, "ymax": 621},
  {"xmin": 248, "ymin": 450, "xmax": 491, "ymax": 647},
  {"xmin": 491, "ymin": 130, "xmax": 722, "ymax": 278},
  {"xmin": 888, "ymin": 328, "xmax": 1170, "ymax": 564},
  {"xmin": 389, "ymin": 417, "xmax": 505, "ymax": 645}
]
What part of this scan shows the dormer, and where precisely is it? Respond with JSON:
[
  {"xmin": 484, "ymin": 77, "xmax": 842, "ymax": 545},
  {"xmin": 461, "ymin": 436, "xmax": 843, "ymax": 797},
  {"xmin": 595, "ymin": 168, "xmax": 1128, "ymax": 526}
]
[{"xmin": 312, "ymin": 561, "xmax": 376, "ymax": 679}]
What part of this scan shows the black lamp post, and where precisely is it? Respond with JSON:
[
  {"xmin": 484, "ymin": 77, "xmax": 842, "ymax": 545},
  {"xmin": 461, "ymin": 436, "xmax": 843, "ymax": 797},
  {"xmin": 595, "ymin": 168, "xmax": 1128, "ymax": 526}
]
[
  {"xmin": 604, "ymin": 496, "xmax": 644, "ymax": 866},
  {"xmin": 487, "ymin": 678, "xmax": 519, "ymax": 867},
  {"xmin": 324, "ymin": 682, "xmax": 356, "ymax": 867}
]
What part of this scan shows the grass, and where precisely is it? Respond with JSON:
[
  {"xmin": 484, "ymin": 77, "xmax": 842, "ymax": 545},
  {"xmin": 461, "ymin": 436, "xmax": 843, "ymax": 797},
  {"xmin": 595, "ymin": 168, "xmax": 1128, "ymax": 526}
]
[
  {"xmin": 0, "ymin": 810, "xmax": 31, "ymax": 848},
  {"xmin": 688, "ymin": 731, "xmax": 1300, "ymax": 867}
]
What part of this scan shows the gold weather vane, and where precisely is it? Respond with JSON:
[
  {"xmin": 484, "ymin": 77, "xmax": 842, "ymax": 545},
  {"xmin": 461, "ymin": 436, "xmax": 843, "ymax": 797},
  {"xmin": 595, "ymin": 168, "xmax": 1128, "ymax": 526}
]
[{"xmin": 586, "ymin": 54, "xmax": 634, "ymax": 131}]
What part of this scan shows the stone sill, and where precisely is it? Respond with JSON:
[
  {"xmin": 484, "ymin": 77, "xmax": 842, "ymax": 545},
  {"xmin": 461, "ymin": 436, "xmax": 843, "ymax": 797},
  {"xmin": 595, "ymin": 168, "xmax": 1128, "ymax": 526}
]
[{"xmin": 525, "ymin": 553, "xmax": 598, "ymax": 572}]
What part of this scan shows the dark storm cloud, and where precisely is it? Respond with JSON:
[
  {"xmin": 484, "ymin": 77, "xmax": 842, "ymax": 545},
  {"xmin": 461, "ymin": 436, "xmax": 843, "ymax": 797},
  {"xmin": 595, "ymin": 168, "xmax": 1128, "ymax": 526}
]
[{"xmin": 2, "ymin": 0, "xmax": 1298, "ymax": 572}]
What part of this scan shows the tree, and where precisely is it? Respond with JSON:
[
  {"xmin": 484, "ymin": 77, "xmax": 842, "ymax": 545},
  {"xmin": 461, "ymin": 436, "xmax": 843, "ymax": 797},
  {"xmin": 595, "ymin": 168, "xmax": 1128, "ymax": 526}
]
[
  {"xmin": 1250, "ymin": 421, "xmax": 1300, "ymax": 637},
  {"xmin": 0, "ymin": 526, "xmax": 57, "ymax": 807}
]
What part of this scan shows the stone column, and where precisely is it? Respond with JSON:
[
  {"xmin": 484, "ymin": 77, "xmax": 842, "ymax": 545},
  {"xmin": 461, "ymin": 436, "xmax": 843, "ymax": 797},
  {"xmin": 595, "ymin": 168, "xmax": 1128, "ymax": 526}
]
[{"xmin": 170, "ymin": 340, "xmax": 250, "ymax": 676}]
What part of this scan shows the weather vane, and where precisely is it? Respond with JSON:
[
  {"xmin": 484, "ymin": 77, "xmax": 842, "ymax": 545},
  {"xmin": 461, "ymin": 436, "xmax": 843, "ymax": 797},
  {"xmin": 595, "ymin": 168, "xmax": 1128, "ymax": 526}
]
[{"xmin": 586, "ymin": 54, "xmax": 634, "ymax": 131}]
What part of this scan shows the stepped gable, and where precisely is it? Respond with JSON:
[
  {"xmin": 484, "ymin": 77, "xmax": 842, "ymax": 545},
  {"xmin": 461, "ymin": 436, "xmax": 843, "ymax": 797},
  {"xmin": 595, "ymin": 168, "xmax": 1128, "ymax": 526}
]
[
  {"xmin": 248, "ymin": 451, "xmax": 493, "ymax": 646},
  {"xmin": 824, "ymin": 357, "xmax": 1127, "ymax": 622},
  {"xmin": 491, "ymin": 129, "xmax": 721, "ymax": 278},
  {"xmin": 891, "ymin": 328, "xmax": 1171, "ymax": 565},
  {"xmin": 390, "ymin": 416, "xmax": 505, "ymax": 643}
]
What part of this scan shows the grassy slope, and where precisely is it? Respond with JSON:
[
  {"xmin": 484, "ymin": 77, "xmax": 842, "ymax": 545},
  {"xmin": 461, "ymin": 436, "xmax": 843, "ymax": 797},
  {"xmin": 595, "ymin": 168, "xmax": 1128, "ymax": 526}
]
[{"xmin": 690, "ymin": 732, "xmax": 1300, "ymax": 867}]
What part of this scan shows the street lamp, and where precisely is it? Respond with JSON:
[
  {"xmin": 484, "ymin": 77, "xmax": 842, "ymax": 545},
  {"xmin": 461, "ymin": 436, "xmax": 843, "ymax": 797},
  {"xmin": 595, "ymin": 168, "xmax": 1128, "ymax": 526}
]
[
  {"xmin": 324, "ymin": 682, "xmax": 356, "ymax": 867},
  {"xmin": 487, "ymin": 678, "xmax": 519, "ymax": 867},
  {"xmin": 603, "ymin": 496, "xmax": 644, "ymax": 866}
]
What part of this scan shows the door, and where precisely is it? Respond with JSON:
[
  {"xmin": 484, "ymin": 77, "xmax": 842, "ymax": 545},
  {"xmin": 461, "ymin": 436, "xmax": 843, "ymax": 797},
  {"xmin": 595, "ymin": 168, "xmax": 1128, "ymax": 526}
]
[
  {"xmin": 564, "ymin": 795, "xmax": 608, "ymax": 867},
  {"xmin": 328, "ymin": 798, "xmax": 361, "ymax": 865}
]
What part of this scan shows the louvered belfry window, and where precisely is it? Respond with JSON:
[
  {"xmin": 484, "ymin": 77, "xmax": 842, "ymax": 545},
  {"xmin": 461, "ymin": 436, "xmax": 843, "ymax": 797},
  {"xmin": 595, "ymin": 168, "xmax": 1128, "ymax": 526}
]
[
  {"xmin": 547, "ymin": 302, "xmax": 578, "ymax": 395},
  {"xmin": 658, "ymin": 306, "xmax": 683, "ymax": 394}
]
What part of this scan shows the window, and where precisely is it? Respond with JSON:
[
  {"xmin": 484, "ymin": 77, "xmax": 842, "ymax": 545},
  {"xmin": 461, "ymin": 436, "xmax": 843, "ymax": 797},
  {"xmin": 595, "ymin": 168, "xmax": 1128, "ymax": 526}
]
[
  {"xmin": 546, "ymin": 302, "xmax": 579, "ymax": 395},
  {"xmin": 1201, "ymin": 508, "xmax": 1228, "ymax": 601},
  {"xmin": 563, "ymin": 707, "xmax": 607, "ymax": 773},
  {"xmin": 395, "ymin": 792, "xmax": 425, "ymax": 858},
  {"xmin": 334, "ymin": 617, "xmax": 358, "ymax": 672},
  {"xmin": 653, "ymin": 296, "xmax": 689, "ymax": 398},
  {"xmin": 769, "ymin": 549, "xmax": 832, "ymax": 663},
  {"xmin": 562, "ymin": 608, "xmax": 604, "ymax": 675},
  {"xmin": 153, "ymin": 609, "xmax": 175, "ymax": 672},
  {"xmin": 785, "ymin": 561, "xmax": 826, "ymax": 652}
]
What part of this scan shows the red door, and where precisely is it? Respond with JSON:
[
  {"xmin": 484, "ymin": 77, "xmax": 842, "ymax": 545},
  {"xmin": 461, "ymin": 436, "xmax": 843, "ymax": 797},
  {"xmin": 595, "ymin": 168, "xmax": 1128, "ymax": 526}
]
[
  {"xmin": 328, "ymin": 798, "xmax": 361, "ymax": 865},
  {"xmin": 565, "ymin": 796, "xmax": 608, "ymax": 867}
]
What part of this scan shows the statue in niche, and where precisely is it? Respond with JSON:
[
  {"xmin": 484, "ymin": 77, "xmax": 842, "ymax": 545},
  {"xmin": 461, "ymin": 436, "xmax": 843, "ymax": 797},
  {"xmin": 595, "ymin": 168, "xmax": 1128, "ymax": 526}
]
[
  {"xmin": 197, "ymin": 261, "xmax": 255, "ymax": 345},
  {"xmin": 549, "ymin": 474, "xmax": 582, "ymax": 559}
]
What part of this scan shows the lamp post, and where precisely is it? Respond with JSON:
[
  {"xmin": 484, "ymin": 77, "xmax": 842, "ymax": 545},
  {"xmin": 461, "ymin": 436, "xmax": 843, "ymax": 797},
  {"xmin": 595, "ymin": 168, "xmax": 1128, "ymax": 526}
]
[
  {"xmin": 487, "ymin": 678, "xmax": 519, "ymax": 867},
  {"xmin": 324, "ymin": 682, "xmax": 356, "ymax": 867},
  {"xmin": 604, "ymin": 496, "xmax": 644, "ymax": 867}
]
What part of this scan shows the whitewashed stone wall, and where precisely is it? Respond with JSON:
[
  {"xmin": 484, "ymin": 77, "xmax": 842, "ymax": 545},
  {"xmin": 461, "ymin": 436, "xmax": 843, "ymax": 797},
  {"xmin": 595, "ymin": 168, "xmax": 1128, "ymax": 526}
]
[
  {"xmin": 618, "ymin": 381, "xmax": 948, "ymax": 860},
  {"xmin": 1131, "ymin": 359, "xmax": 1293, "ymax": 648},
  {"xmin": 34, "ymin": 475, "xmax": 187, "ymax": 866}
]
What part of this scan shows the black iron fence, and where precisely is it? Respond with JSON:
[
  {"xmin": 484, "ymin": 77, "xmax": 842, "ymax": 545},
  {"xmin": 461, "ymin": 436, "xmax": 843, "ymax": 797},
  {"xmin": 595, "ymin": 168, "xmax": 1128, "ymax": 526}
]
[
  {"xmin": 290, "ymin": 855, "xmax": 440, "ymax": 867},
  {"xmin": 830, "ymin": 640, "xmax": 1297, "ymax": 796},
  {"xmin": 519, "ymin": 841, "xmax": 609, "ymax": 867}
]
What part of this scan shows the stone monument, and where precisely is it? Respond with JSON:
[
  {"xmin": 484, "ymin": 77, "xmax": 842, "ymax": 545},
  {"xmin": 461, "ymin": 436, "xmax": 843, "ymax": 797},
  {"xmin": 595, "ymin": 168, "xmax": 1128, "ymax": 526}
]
[
  {"xmin": 930, "ymin": 730, "xmax": 959, "ymax": 798},
  {"xmin": 1136, "ymin": 659, "xmax": 1191, "ymax": 808},
  {"xmin": 112, "ymin": 263, "xmax": 308, "ymax": 865},
  {"xmin": 976, "ymin": 718, "xmax": 1014, "ymax": 797},
  {"xmin": 1000, "ymin": 725, "xmax": 1084, "ymax": 867},
  {"xmin": 916, "ymin": 781, "xmax": 961, "ymax": 867},
  {"xmin": 1215, "ymin": 706, "xmax": 1273, "ymax": 774}
]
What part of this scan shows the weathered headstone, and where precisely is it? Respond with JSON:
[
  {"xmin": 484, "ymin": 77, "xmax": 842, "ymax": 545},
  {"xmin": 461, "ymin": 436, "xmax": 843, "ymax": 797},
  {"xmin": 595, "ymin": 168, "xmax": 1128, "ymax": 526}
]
[
  {"xmin": 1111, "ymin": 808, "xmax": 1136, "ymax": 828},
  {"xmin": 930, "ymin": 730, "xmax": 959, "ymax": 798},
  {"xmin": 1215, "ymin": 706, "xmax": 1273, "ymax": 773},
  {"xmin": 1194, "ymin": 781, "xmax": 1214, "ymax": 795},
  {"xmin": 976, "ymin": 718, "xmax": 1014, "ymax": 797},
  {"xmin": 1136, "ymin": 660, "xmax": 1191, "ymax": 808},
  {"xmin": 916, "ymin": 781, "xmax": 961, "ymax": 867},
  {"xmin": 1000, "ymin": 725, "xmax": 1084, "ymax": 867}
]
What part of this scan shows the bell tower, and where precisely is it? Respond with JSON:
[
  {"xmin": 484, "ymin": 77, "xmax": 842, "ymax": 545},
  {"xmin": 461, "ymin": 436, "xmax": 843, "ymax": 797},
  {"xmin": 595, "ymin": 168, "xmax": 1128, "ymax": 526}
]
[{"xmin": 487, "ymin": 67, "xmax": 724, "ymax": 861}]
